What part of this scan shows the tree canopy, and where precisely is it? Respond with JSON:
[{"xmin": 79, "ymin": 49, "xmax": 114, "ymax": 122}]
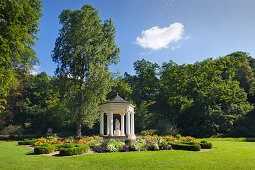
[
  {"xmin": 52, "ymin": 5, "xmax": 120, "ymax": 136},
  {"xmin": 0, "ymin": 0, "xmax": 42, "ymax": 111}
]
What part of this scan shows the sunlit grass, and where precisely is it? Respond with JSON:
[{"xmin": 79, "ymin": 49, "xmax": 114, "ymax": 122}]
[{"xmin": 0, "ymin": 140, "xmax": 255, "ymax": 169}]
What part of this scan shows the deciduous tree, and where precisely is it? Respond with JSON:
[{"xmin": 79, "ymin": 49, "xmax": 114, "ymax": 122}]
[
  {"xmin": 52, "ymin": 5, "xmax": 120, "ymax": 136},
  {"xmin": 0, "ymin": 0, "xmax": 42, "ymax": 111}
]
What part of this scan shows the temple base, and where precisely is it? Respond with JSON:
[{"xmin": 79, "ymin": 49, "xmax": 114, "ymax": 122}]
[{"xmin": 101, "ymin": 135, "xmax": 136, "ymax": 140}]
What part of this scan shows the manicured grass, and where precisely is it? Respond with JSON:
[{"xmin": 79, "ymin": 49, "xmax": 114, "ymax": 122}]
[{"xmin": 1, "ymin": 140, "xmax": 255, "ymax": 169}]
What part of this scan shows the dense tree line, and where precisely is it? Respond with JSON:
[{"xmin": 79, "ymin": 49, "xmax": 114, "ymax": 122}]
[
  {"xmin": 110, "ymin": 52, "xmax": 255, "ymax": 137},
  {"xmin": 2, "ymin": 51, "xmax": 255, "ymax": 138}
]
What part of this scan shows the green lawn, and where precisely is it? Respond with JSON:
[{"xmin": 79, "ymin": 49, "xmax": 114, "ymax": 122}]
[{"xmin": 1, "ymin": 140, "xmax": 255, "ymax": 169}]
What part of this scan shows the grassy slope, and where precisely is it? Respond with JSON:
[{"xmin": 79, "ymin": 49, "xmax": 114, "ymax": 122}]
[{"xmin": 0, "ymin": 141, "xmax": 255, "ymax": 169}]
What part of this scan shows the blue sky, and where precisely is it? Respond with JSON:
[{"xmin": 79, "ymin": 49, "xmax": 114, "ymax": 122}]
[{"xmin": 33, "ymin": 0, "xmax": 255, "ymax": 76}]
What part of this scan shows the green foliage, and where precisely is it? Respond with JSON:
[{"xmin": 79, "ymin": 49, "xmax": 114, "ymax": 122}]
[
  {"xmin": 124, "ymin": 139, "xmax": 132, "ymax": 145},
  {"xmin": 200, "ymin": 142, "xmax": 213, "ymax": 149},
  {"xmin": 18, "ymin": 139, "xmax": 35, "ymax": 145},
  {"xmin": 200, "ymin": 140, "xmax": 207, "ymax": 143},
  {"xmin": 230, "ymin": 109, "xmax": 255, "ymax": 137},
  {"xmin": 52, "ymin": 4, "xmax": 120, "ymax": 136},
  {"xmin": 124, "ymin": 59, "xmax": 159, "ymax": 106},
  {"xmin": 140, "ymin": 129, "xmax": 158, "ymax": 136},
  {"xmin": 34, "ymin": 145, "xmax": 55, "ymax": 154},
  {"xmin": 59, "ymin": 144, "xmax": 89, "ymax": 156},
  {"xmin": 135, "ymin": 102, "xmax": 154, "ymax": 132},
  {"xmin": 176, "ymin": 134, "xmax": 181, "ymax": 140},
  {"xmin": 170, "ymin": 143, "xmax": 201, "ymax": 151},
  {"xmin": 52, "ymin": 144, "xmax": 63, "ymax": 151},
  {"xmin": 107, "ymin": 76, "xmax": 133, "ymax": 101},
  {"xmin": 146, "ymin": 143, "xmax": 159, "ymax": 151},
  {"xmin": 158, "ymin": 140, "xmax": 171, "ymax": 150},
  {"xmin": 0, "ymin": 125, "xmax": 22, "ymax": 136},
  {"xmin": 159, "ymin": 53, "xmax": 254, "ymax": 137},
  {"xmin": 0, "ymin": 0, "xmax": 42, "ymax": 111}
]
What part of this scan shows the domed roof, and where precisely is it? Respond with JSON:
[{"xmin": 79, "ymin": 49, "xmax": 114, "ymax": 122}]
[{"xmin": 100, "ymin": 94, "xmax": 134, "ymax": 106}]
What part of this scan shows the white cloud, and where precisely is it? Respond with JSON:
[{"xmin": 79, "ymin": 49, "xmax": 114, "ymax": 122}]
[
  {"xmin": 135, "ymin": 22, "xmax": 184, "ymax": 50},
  {"xmin": 30, "ymin": 65, "xmax": 40, "ymax": 75}
]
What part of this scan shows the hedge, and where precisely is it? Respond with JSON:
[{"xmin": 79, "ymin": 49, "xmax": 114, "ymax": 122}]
[
  {"xmin": 52, "ymin": 144, "xmax": 64, "ymax": 151},
  {"xmin": 59, "ymin": 144, "xmax": 89, "ymax": 156},
  {"xmin": 199, "ymin": 141, "xmax": 213, "ymax": 149},
  {"xmin": 34, "ymin": 145, "xmax": 55, "ymax": 154},
  {"xmin": 170, "ymin": 143, "xmax": 201, "ymax": 151},
  {"xmin": 18, "ymin": 139, "xmax": 35, "ymax": 145}
]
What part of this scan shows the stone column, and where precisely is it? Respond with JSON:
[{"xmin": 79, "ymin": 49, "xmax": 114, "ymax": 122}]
[
  {"xmin": 126, "ymin": 111, "xmax": 130, "ymax": 136},
  {"xmin": 121, "ymin": 114, "xmax": 125, "ymax": 136},
  {"xmin": 109, "ymin": 111, "xmax": 114, "ymax": 136},
  {"xmin": 131, "ymin": 112, "xmax": 135, "ymax": 135},
  {"xmin": 100, "ymin": 112, "xmax": 104, "ymax": 135},
  {"xmin": 107, "ymin": 113, "xmax": 109, "ymax": 135}
]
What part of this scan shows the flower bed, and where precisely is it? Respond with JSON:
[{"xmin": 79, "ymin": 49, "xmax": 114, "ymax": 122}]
[{"xmin": 89, "ymin": 135, "xmax": 204, "ymax": 153}]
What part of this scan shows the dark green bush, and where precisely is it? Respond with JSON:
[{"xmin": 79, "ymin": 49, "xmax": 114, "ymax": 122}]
[
  {"xmin": 61, "ymin": 143, "xmax": 75, "ymax": 148},
  {"xmin": 200, "ymin": 140, "xmax": 208, "ymax": 143},
  {"xmin": 200, "ymin": 142, "xmax": 213, "ymax": 149},
  {"xmin": 170, "ymin": 143, "xmax": 201, "ymax": 151},
  {"xmin": 34, "ymin": 145, "xmax": 55, "ymax": 154},
  {"xmin": 18, "ymin": 139, "xmax": 35, "ymax": 145},
  {"xmin": 59, "ymin": 144, "xmax": 89, "ymax": 156},
  {"xmin": 52, "ymin": 144, "xmax": 64, "ymax": 151}
]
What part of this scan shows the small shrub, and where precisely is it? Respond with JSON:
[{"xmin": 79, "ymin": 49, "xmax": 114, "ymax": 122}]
[
  {"xmin": 107, "ymin": 143, "xmax": 117, "ymax": 152},
  {"xmin": 159, "ymin": 140, "xmax": 172, "ymax": 150},
  {"xmin": 200, "ymin": 142, "xmax": 213, "ymax": 149},
  {"xmin": 94, "ymin": 146, "xmax": 107, "ymax": 153},
  {"xmin": 171, "ymin": 143, "xmax": 201, "ymax": 151},
  {"xmin": 130, "ymin": 142, "xmax": 140, "ymax": 151},
  {"xmin": 125, "ymin": 139, "xmax": 132, "ymax": 145},
  {"xmin": 59, "ymin": 144, "xmax": 89, "ymax": 156},
  {"xmin": 200, "ymin": 140, "xmax": 208, "ymax": 144},
  {"xmin": 113, "ymin": 142, "xmax": 125, "ymax": 152},
  {"xmin": 1, "ymin": 125, "xmax": 22, "ymax": 136},
  {"xmin": 34, "ymin": 145, "xmax": 55, "ymax": 154},
  {"xmin": 138, "ymin": 143, "xmax": 147, "ymax": 151},
  {"xmin": 146, "ymin": 143, "xmax": 159, "ymax": 151},
  {"xmin": 141, "ymin": 129, "xmax": 157, "ymax": 136},
  {"xmin": 176, "ymin": 134, "xmax": 181, "ymax": 140},
  {"xmin": 121, "ymin": 145, "xmax": 130, "ymax": 152}
]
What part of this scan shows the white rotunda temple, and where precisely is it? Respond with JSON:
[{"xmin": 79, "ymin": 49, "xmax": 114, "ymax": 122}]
[{"xmin": 99, "ymin": 95, "xmax": 136, "ymax": 140}]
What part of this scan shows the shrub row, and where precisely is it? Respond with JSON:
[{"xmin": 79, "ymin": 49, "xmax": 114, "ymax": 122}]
[
  {"xmin": 170, "ymin": 143, "xmax": 201, "ymax": 151},
  {"xmin": 59, "ymin": 144, "xmax": 89, "ymax": 156},
  {"xmin": 52, "ymin": 144, "xmax": 63, "ymax": 151},
  {"xmin": 34, "ymin": 145, "xmax": 55, "ymax": 154},
  {"xmin": 18, "ymin": 139, "xmax": 35, "ymax": 145}
]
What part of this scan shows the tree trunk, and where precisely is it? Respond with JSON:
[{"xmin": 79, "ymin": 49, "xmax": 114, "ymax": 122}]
[
  {"xmin": 76, "ymin": 121, "xmax": 82, "ymax": 137},
  {"xmin": 76, "ymin": 76, "xmax": 84, "ymax": 137}
]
